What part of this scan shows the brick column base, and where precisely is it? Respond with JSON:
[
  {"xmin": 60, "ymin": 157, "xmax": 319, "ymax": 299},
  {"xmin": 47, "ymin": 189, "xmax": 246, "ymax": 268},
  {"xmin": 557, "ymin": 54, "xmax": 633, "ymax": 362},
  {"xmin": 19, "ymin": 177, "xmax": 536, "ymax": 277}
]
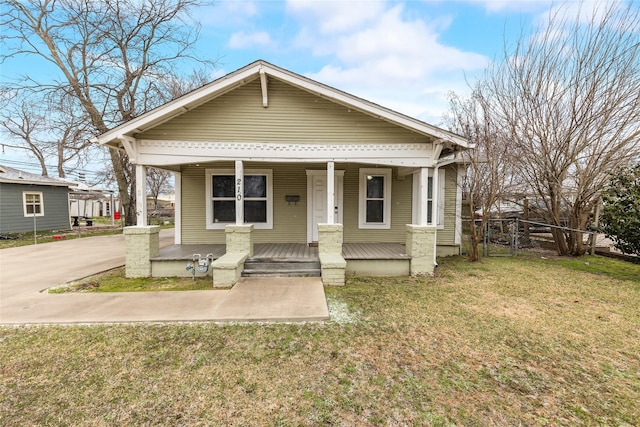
[
  {"xmin": 124, "ymin": 226, "xmax": 160, "ymax": 278},
  {"xmin": 318, "ymin": 223, "xmax": 345, "ymax": 286},
  {"xmin": 225, "ymin": 224, "xmax": 254, "ymax": 257},
  {"xmin": 406, "ymin": 224, "xmax": 436, "ymax": 276}
]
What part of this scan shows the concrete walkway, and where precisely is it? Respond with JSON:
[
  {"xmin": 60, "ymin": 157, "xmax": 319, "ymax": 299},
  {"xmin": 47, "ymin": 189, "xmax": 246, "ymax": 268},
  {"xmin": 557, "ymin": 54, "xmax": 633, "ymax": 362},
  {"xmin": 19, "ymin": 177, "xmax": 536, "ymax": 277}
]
[{"xmin": 0, "ymin": 229, "xmax": 329, "ymax": 325}]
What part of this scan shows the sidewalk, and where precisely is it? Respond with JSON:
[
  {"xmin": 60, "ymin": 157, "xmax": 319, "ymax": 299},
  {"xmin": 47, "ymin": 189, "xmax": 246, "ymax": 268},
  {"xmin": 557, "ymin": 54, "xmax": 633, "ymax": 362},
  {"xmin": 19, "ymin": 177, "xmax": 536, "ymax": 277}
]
[{"xmin": 0, "ymin": 229, "xmax": 329, "ymax": 324}]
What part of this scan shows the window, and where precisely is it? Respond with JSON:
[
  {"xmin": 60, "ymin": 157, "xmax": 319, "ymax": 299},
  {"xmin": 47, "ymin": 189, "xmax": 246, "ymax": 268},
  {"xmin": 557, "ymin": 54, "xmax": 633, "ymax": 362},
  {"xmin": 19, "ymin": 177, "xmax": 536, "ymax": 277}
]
[
  {"xmin": 412, "ymin": 169, "xmax": 445, "ymax": 228},
  {"xmin": 23, "ymin": 192, "xmax": 44, "ymax": 217},
  {"xmin": 359, "ymin": 168, "xmax": 392, "ymax": 229},
  {"xmin": 206, "ymin": 169, "xmax": 272, "ymax": 229}
]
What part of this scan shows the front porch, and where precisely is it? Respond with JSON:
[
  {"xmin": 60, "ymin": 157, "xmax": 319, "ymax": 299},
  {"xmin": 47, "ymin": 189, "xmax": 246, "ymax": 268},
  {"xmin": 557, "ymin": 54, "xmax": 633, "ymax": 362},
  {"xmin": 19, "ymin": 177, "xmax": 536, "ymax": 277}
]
[{"xmin": 150, "ymin": 242, "xmax": 410, "ymax": 278}]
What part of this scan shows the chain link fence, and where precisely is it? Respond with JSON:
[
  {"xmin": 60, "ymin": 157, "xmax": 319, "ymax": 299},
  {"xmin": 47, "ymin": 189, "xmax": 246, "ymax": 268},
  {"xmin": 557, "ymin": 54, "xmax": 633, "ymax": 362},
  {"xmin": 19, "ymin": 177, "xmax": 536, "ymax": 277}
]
[{"xmin": 461, "ymin": 218, "xmax": 598, "ymax": 257}]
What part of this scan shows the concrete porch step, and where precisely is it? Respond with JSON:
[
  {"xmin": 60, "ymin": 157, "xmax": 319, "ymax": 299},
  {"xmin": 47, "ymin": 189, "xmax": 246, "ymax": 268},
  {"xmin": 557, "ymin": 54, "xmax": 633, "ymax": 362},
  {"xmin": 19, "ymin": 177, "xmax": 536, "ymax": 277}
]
[
  {"xmin": 242, "ymin": 259, "xmax": 321, "ymax": 278},
  {"xmin": 242, "ymin": 269, "xmax": 321, "ymax": 277}
]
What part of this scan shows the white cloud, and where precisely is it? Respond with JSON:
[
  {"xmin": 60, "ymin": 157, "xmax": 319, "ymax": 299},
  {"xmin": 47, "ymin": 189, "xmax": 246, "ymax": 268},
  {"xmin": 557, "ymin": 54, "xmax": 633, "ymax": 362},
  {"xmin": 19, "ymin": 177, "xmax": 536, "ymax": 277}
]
[
  {"xmin": 228, "ymin": 31, "xmax": 274, "ymax": 49},
  {"xmin": 286, "ymin": 1, "xmax": 488, "ymax": 122},
  {"xmin": 461, "ymin": 0, "xmax": 553, "ymax": 13},
  {"xmin": 198, "ymin": 1, "xmax": 259, "ymax": 26},
  {"xmin": 287, "ymin": 0, "xmax": 385, "ymax": 34},
  {"xmin": 536, "ymin": 0, "xmax": 626, "ymax": 27}
]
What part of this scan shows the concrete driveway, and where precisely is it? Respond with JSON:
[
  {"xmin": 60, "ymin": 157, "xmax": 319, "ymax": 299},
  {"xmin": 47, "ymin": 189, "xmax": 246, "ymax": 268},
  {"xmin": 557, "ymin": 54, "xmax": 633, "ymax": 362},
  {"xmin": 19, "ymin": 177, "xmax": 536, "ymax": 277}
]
[{"xmin": 0, "ymin": 229, "xmax": 329, "ymax": 324}]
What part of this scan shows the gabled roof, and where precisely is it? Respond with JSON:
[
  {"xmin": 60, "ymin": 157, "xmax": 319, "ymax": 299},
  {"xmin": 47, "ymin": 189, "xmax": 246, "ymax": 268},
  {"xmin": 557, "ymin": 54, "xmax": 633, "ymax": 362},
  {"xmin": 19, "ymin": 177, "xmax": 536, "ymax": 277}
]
[
  {"xmin": 0, "ymin": 165, "xmax": 74, "ymax": 187},
  {"xmin": 93, "ymin": 60, "xmax": 471, "ymax": 150}
]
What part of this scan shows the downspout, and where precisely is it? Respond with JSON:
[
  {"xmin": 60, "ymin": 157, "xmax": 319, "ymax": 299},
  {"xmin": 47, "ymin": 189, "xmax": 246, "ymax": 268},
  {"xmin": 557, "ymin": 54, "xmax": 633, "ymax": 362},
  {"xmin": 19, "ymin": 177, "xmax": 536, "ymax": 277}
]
[{"xmin": 431, "ymin": 152, "xmax": 458, "ymax": 268}]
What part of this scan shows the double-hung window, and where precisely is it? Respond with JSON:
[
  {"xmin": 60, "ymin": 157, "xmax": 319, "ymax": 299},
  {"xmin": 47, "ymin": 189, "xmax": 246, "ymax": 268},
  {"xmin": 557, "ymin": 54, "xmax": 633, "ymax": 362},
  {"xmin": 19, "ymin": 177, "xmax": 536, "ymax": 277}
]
[
  {"xmin": 412, "ymin": 169, "xmax": 445, "ymax": 227},
  {"xmin": 206, "ymin": 169, "xmax": 272, "ymax": 229},
  {"xmin": 359, "ymin": 168, "xmax": 392, "ymax": 229},
  {"xmin": 23, "ymin": 192, "xmax": 44, "ymax": 217}
]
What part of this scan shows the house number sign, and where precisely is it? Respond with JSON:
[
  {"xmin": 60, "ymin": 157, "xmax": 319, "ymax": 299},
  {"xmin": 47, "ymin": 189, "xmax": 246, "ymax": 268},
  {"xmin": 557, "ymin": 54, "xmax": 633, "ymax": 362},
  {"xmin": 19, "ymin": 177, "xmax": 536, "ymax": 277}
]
[{"xmin": 236, "ymin": 178, "xmax": 242, "ymax": 201}]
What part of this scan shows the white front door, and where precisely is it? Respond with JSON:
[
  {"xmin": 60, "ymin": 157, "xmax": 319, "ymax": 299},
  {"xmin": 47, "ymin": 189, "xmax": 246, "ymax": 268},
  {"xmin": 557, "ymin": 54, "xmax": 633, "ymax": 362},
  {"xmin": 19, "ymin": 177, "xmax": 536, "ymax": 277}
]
[{"xmin": 307, "ymin": 170, "xmax": 344, "ymax": 243}]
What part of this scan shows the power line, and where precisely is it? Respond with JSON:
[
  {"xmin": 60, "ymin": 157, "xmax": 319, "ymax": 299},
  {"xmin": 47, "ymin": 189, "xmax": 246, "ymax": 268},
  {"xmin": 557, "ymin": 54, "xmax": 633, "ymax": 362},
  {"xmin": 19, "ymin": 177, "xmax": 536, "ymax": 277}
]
[{"xmin": 0, "ymin": 158, "xmax": 106, "ymax": 178}]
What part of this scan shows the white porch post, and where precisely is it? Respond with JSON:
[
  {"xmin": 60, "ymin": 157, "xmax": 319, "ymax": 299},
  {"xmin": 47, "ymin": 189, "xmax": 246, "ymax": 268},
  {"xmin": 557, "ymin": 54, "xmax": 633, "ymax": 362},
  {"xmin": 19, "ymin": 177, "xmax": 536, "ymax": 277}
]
[
  {"xmin": 417, "ymin": 167, "xmax": 430, "ymax": 225},
  {"xmin": 235, "ymin": 160, "xmax": 244, "ymax": 225},
  {"xmin": 174, "ymin": 171, "xmax": 182, "ymax": 245},
  {"xmin": 135, "ymin": 164, "xmax": 147, "ymax": 226},
  {"xmin": 432, "ymin": 165, "xmax": 440, "ymax": 227},
  {"xmin": 327, "ymin": 161, "xmax": 335, "ymax": 224}
]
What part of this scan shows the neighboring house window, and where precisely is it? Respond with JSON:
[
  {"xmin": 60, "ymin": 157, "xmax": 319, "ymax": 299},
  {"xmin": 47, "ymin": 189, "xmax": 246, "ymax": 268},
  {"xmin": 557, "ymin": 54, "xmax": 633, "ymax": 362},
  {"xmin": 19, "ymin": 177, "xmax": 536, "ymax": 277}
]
[
  {"xmin": 23, "ymin": 192, "xmax": 44, "ymax": 217},
  {"xmin": 359, "ymin": 168, "xmax": 392, "ymax": 229},
  {"xmin": 412, "ymin": 169, "xmax": 445, "ymax": 228},
  {"xmin": 205, "ymin": 169, "xmax": 273, "ymax": 229}
]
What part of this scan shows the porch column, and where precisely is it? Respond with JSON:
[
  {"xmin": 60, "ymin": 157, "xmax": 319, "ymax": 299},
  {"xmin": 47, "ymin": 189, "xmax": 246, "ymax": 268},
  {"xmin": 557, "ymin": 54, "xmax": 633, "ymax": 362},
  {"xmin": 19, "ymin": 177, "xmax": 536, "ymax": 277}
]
[
  {"xmin": 225, "ymin": 224, "xmax": 254, "ymax": 257},
  {"xmin": 431, "ymin": 165, "xmax": 440, "ymax": 227},
  {"xmin": 406, "ymin": 224, "xmax": 436, "ymax": 276},
  {"xmin": 318, "ymin": 223, "xmax": 346, "ymax": 286},
  {"xmin": 174, "ymin": 171, "xmax": 182, "ymax": 245},
  {"xmin": 416, "ymin": 168, "xmax": 430, "ymax": 226},
  {"xmin": 135, "ymin": 164, "xmax": 147, "ymax": 226},
  {"xmin": 407, "ymin": 166, "xmax": 437, "ymax": 276},
  {"xmin": 327, "ymin": 161, "xmax": 335, "ymax": 224},
  {"xmin": 124, "ymin": 225, "xmax": 160, "ymax": 278},
  {"xmin": 235, "ymin": 160, "xmax": 244, "ymax": 225}
]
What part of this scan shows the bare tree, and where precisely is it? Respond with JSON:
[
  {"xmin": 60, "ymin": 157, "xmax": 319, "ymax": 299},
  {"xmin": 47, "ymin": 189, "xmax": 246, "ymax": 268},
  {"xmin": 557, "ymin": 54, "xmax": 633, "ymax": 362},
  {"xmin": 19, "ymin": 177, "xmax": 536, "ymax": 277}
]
[
  {"xmin": 445, "ymin": 88, "xmax": 516, "ymax": 261},
  {"xmin": 147, "ymin": 168, "xmax": 173, "ymax": 210},
  {"xmin": 482, "ymin": 2, "xmax": 640, "ymax": 255},
  {"xmin": 1, "ymin": 0, "xmax": 215, "ymax": 225},
  {"xmin": 0, "ymin": 96, "xmax": 50, "ymax": 176},
  {"xmin": 47, "ymin": 93, "xmax": 96, "ymax": 179}
]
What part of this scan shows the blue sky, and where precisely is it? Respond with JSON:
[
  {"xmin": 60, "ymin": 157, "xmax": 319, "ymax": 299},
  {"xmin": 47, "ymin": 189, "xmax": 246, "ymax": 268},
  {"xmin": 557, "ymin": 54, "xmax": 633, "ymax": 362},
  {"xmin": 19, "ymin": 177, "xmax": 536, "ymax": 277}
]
[
  {"xmin": 193, "ymin": 0, "xmax": 554, "ymax": 123},
  {"xmin": 0, "ymin": 0, "xmax": 615, "ymax": 175}
]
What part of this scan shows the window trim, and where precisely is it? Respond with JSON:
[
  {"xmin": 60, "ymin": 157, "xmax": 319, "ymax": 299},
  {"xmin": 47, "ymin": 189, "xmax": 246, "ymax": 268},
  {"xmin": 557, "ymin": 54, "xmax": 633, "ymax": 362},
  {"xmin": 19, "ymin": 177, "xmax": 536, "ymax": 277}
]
[
  {"xmin": 358, "ymin": 168, "xmax": 392, "ymax": 229},
  {"xmin": 205, "ymin": 169, "xmax": 273, "ymax": 230},
  {"xmin": 412, "ymin": 169, "xmax": 445, "ymax": 229},
  {"xmin": 23, "ymin": 191, "xmax": 44, "ymax": 217}
]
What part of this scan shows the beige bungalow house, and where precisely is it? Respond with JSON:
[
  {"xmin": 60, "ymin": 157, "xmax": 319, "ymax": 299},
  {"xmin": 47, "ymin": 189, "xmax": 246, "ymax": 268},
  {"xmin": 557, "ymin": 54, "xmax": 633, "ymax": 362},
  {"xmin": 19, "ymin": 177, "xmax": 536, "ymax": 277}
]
[{"xmin": 93, "ymin": 60, "xmax": 473, "ymax": 286}]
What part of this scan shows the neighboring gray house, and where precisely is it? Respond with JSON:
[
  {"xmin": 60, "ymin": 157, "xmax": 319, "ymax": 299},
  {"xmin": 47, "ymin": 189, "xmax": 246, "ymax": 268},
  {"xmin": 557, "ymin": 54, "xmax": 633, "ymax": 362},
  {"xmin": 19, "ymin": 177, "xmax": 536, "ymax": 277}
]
[{"xmin": 0, "ymin": 165, "xmax": 73, "ymax": 234}]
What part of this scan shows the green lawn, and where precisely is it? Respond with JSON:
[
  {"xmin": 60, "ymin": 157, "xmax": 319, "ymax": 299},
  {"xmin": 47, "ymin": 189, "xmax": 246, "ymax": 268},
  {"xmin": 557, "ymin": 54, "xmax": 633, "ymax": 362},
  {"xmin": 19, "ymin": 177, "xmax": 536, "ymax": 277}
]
[{"xmin": 1, "ymin": 255, "xmax": 639, "ymax": 426}]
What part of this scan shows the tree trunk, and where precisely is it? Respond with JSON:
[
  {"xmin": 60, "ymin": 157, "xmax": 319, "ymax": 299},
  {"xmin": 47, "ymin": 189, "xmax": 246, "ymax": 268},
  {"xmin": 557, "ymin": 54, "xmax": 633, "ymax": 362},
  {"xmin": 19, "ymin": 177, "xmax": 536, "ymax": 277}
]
[
  {"xmin": 551, "ymin": 227, "xmax": 570, "ymax": 256},
  {"xmin": 109, "ymin": 149, "xmax": 136, "ymax": 226},
  {"xmin": 468, "ymin": 221, "xmax": 483, "ymax": 262}
]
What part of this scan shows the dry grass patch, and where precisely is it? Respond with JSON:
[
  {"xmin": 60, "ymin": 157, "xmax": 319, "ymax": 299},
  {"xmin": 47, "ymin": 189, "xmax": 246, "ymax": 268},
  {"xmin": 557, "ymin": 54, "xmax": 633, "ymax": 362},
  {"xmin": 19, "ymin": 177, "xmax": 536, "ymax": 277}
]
[{"xmin": 1, "ymin": 255, "xmax": 639, "ymax": 426}]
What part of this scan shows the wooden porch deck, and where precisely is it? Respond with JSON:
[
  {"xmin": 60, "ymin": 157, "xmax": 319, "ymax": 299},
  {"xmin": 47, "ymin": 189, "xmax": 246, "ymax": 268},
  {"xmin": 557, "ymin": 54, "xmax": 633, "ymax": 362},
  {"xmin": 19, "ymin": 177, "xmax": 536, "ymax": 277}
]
[{"xmin": 152, "ymin": 242, "xmax": 408, "ymax": 261}]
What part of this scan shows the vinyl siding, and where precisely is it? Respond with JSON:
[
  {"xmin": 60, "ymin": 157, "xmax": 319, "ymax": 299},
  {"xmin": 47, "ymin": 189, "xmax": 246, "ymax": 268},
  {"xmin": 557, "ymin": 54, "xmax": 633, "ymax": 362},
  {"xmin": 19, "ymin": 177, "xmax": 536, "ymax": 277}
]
[
  {"xmin": 181, "ymin": 162, "xmax": 418, "ymax": 245},
  {"xmin": 342, "ymin": 165, "xmax": 412, "ymax": 243},
  {"xmin": 137, "ymin": 78, "xmax": 431, "ymax": 145},
  {"xmin": 181, "ymin": 162, "xmax": 312, "ymax": 244},
  {"xmin": 0, "ymin": 183, "xmax": 70, "ymax": 234}
]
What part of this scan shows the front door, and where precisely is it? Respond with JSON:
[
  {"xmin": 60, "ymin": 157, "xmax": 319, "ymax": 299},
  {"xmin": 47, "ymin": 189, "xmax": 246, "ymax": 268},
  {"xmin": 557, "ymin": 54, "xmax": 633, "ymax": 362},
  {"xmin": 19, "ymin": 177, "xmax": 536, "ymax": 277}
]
[{"xmin": 307, "ymin": 170, "xmax": 344, "ymax": 243}]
